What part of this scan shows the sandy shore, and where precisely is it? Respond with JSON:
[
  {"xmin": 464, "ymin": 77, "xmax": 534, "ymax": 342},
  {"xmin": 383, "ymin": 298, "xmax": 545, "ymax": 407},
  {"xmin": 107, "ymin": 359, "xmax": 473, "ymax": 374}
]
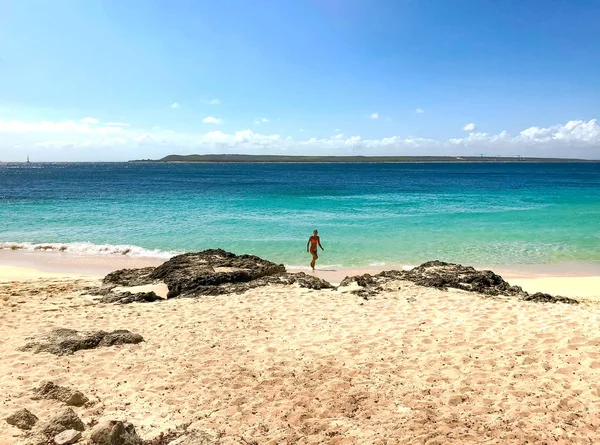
[
  {"xmin": 1, "ymin": 257, "xmax": 600, "ymax": 444},
  {"xmin": 2, "ymin": 249, "xmax": 599, "ymax": 299}
]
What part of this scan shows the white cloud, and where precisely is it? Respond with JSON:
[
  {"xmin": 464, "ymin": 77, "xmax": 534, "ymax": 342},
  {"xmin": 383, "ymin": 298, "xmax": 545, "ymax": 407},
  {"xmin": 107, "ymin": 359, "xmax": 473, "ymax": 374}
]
[
  {"xmin": 105, "ymin": 122, "xmax": 130, "ymax": 127},
  {"xmin": 518, "ymin": 119, "xmax": 600, "ymax": 143},
  {"xmin": 171, "ymin": 103, "xmax": 180, "ymax": 109},
  {"xmin": 334, "ymin": 128, "xmax": 340, "ymax": 132},
  {"xmin": 415, "ymin": 108, "xmax": 425, "ymax": 114},
  {"xmin": 207, "ymin": 99, "xmax": 220, "ymax": 105},
  {"xmin": 254, "ymin": 117, "xmax": 269, "ymax": 124},
  {"xmin": 81, "ymin": 117, "xmax": 99, "ymax": 124},
  {"xmin": 0, "ymin": 119, "xmax": 123, "ymax": 134},
  {"xmin": 203, "ymin": 116, "xmax": 222, "ymax": 124},
  {"xmin": 463, "ymin": 122, "xmax": 477, "ymax": 132},
  {"xmin": 370, "ymin": 112, "xmax": 379, "ymax": 119},
  {"xmin": 1, "ymin": 118, "xmax": 599, "ymax": 161}
]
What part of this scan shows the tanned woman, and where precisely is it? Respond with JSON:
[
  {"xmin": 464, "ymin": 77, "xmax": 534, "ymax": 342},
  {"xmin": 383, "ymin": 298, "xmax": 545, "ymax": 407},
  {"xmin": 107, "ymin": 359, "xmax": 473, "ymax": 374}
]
[{"xmin": 306, "ymin": 229, "xmax": 324, "ymax": 270}]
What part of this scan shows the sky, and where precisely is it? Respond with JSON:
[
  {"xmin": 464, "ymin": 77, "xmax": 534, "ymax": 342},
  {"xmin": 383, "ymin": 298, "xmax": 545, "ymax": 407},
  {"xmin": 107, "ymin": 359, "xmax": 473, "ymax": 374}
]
[{"xmin": 1, "ymin": 0, "xmax": 599, "ymax": 161}]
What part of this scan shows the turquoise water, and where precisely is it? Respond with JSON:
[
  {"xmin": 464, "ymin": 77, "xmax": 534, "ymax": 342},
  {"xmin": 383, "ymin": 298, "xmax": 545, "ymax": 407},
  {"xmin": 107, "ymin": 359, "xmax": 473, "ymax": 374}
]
[{"xmin": 1, "ymin": 162, "xmax": 599, "ymax": 268}]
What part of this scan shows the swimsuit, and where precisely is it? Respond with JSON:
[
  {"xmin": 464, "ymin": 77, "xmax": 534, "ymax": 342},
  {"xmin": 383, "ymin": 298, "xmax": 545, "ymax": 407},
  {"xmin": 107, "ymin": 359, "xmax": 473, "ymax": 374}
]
[{"xmin": 309, "ymin": 237, "xmax": 319, "ymax": 252}]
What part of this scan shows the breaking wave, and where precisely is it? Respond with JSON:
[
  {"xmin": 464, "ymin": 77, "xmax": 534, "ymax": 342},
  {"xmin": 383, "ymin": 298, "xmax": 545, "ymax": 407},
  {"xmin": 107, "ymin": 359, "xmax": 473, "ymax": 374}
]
[{"xmin": 0, "ymin": 241, "xmax": 178, "ymax": 259}]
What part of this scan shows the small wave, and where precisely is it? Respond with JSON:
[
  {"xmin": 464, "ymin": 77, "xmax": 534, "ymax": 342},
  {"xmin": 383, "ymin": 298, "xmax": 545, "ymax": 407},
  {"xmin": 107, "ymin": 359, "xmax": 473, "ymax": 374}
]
[{"xmin": 0, "ymin": 241, "xmax": 178, "ymax": 259}]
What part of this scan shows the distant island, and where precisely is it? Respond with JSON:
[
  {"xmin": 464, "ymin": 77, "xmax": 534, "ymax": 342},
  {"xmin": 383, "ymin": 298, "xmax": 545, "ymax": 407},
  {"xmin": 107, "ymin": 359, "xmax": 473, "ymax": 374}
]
[{"xmin": 130, "ymin": 154, "xmax": 598, "ymax": 163}]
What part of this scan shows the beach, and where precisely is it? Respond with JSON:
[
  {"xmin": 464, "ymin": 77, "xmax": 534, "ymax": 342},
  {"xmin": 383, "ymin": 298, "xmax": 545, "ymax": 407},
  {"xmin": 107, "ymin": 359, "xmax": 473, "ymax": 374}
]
[{"xmin": 2, "ymin": 251, "xmax": 600, "ymax": 444}]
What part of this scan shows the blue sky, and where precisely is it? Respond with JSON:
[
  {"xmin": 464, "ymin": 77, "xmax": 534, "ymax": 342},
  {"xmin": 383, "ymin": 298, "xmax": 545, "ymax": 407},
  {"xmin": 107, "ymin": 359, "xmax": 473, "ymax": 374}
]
[{"xmin": 1, "ymin": 0, "xmax": 599, "ymax": 160}]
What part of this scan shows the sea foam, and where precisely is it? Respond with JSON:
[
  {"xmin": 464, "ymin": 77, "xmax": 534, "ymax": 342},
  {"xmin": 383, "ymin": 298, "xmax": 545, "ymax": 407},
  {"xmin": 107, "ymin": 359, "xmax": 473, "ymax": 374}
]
[{"xmin": 0, "ymin": 241, "xmax": 178, "ymax": 259}]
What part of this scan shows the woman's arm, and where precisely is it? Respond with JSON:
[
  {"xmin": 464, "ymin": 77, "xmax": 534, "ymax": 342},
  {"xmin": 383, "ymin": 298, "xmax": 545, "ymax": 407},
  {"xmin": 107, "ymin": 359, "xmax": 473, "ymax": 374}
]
[{"xmin": 318, "ymin": 237, "xmax": 324, "ymax": 250}]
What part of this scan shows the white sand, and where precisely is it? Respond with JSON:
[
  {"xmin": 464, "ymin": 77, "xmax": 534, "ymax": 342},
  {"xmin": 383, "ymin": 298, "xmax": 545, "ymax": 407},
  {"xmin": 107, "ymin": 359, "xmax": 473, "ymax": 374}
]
[
  {"xmin": 0, "ymin": 265, "xmax": 99, "ymax": 283},
  {"xmin": 2, "ymin": 267, "xmax": 600, "ymax": 444},
  {"xmin": 507, "ymin": 277, "xmax": 600, "ymax": 302}
]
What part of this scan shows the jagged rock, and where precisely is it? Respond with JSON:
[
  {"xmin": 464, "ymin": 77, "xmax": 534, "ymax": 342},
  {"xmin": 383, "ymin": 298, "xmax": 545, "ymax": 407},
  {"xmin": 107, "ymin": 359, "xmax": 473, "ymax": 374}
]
[
  {"xmin": 34, "ymin": 408, "xmax": 85, "ymax": 439},
  {"xmin": 338, "ymin": 274, "xmax": 384, "ymax": 298},
  {"xmin": 99, "ymin": 291, "xmax": 161, "ymax": 304},
  {"xmin": 54, "ymin": 429, "xmax": 82, "ymax": 445},
  {"xmin": 340, "ymin": 260, "xmax": 578, "ymax": 304},
  {"xmin": 90, "ymin": 420, "xmax": 141, "ymax": 445},
  {"xmin": 5, "ymin": 408, "xmax": 38, "ymax": 430},
  {"xmin": 523, "ymin": 292, "xmax": 577, "ymax": 304},
  {"xmin": 266, "ymin": 271, "xmax": 334, "ymax": 290},
  {"xmin": 32, "ymin": 381, "xmax": 89, "ymax": 407},
  {"xmin": 19, "ymin": 328, "xmax": 144, "ymax": 356},
  {"xmin": 175, "ymin": 271, "xmax": 334, "ymax": 298},
  {"xmin": 401, "ymin": 261, "xmax": 525, "ymax": 296},
  {"xmin": 101, "ymin": 249, "xmax": 333, "ymax": 299},
  {"xmin": 150, "ymin": 249, "xmax": 287, "ymax": 298},
  {"xmin": 103, "ymin": 267, "xmax": 157, "ymax": 287}
]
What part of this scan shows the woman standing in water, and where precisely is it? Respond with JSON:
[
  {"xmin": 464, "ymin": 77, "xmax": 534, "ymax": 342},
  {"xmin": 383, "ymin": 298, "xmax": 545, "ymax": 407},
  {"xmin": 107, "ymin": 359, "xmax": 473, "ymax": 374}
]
[{"xmin": 307, "ymin": 229, "xmax": 324, "ymax": 270}]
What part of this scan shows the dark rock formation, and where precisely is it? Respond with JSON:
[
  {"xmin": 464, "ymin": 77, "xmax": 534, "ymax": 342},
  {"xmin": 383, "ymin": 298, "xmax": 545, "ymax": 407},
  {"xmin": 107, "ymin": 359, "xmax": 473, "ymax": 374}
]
[
  {"xmin": 101, "ymin": 249, "xmax": 333, "ymax": 299},
  {"xmin": 523, "ymin": 292, "xmax": 577, "ymax": 304},
  {"xmin": 90, "ymin": 420, "xmax": 141, "ymax": 445},
  {"xmin": 34, "ymin": 408, "xmax": 85, "ymax": 439},
  {"xmin": 19, "ymin": 328, "xmax": 144, "ymax": 356},
  {"xmin": 259, "ymin": 271, "xmax": 334, "ymax": 291},
  {"xmin": 5, "ymin": 408, "xmax": 38, "ymax": 430},
  {"xmin": 99, "ymin": 291, "xmax": 161, "ymax": 304},
  {"xmin": 340, "ymin": 260, "xmax": 578, "ymax": 304},
  {"xmin": 32, "ymin": 381, "xmax": 89, "ymax": 407},
  {"xmin": 402, "ymin": 261, "xmax": 525, "ymax": 296},
  {"xmin": 149, "ymin": 249, "xmax": 286, "ymax": 298},
  {"xmin": 103, "ymin": 267, "xmax": 157, "ymax": 287}
]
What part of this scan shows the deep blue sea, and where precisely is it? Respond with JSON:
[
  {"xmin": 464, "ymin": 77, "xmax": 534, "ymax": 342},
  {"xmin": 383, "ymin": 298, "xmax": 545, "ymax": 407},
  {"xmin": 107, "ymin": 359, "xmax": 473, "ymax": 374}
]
[{"xmin": 1, "ymin": 162, "xmax": 599, "ymax": 268}]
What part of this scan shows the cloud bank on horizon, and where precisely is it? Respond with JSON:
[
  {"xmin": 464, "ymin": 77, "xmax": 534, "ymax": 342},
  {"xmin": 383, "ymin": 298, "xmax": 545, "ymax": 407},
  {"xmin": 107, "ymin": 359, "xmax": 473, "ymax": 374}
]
[
  {"xmin": 1, "ymin": 0, "xmax": 599, "ymax": 161},
  {"xmin": 0, "ymin": 117, "xmax": 598, "ymax": 161}
]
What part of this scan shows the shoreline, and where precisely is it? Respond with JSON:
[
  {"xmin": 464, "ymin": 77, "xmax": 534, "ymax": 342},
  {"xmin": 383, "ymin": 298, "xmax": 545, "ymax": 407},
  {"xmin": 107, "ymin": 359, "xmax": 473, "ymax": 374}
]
[{"xmin": 1, "ymin": 249, "xmax": 599, "ymax": 300}]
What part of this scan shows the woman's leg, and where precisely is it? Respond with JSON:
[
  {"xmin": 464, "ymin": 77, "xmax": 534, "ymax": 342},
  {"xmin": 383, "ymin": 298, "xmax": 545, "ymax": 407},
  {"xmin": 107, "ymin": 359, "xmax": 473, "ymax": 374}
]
[{"xmin": 310, "ymin": 250, "xmax": 318, "ymax": 269}]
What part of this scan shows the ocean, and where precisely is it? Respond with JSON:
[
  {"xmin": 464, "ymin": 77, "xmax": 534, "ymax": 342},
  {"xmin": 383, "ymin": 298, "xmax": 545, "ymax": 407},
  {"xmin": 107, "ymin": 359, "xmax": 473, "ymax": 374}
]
[{"xmin": 1, "ymin": 162, "xmax": 599, "ymax": 269}]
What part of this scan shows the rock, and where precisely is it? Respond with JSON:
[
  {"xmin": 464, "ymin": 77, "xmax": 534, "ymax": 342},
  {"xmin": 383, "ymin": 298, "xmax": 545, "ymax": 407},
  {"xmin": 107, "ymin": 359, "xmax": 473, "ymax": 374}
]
[
  {"xmin": 19, "ymin": 328, "xmax": 144, "ymax": 356},
  {"xmin": 338, "ymin": 274, "xmax": 384, "ymax": 298},
  {"xmin": 401, "ymin": 261, "xmax": 525, "ymax": 296},
  {"xmin": 266, "ymin": 272, "xmax": 334, "ymax": 290},
  {"xmin": 101, "ymin": 249, "xmax": 333, "ymax": 299},
  {"xmin": 339, "ymin": 260, "xmax": 578, "ymax": 304},
  {"xmin": 54, "ymin": 429, "xmax": 82, "ymax": 445},
  {"xmin": 103, "ymin": 267, "xmax": 157, "ymax": 287},
  {"xmin": 35, "ymin": 408, "xmax": 85, "ymax": 439},
  {"xmin": 523, "ymin": 292, "xmax": 577, "ymax": 304},
  {"xmin": 90, "ymin": 420, "xmax": 141, "ymax": 445},
  {"xmin": 99, "ymin": 291, "xmax": 161, "ymax": 304},
  {"xmin": 149, "ymin": 249, "xmax": 287, "ymax": 298},
  {"xmin": 5, "ymin": 408, "xmax": 38, "ymax": 430},
  {"xmin": 32, "ymin": 381, "xmax": 89, "ymax": 406}
]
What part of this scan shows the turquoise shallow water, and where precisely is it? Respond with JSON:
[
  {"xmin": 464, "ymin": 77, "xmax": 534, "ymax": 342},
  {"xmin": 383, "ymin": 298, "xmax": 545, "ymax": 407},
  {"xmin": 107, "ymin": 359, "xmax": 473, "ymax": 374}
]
[{"xmin": 1, "ymin": 162, "xmax": 599, "ymax": 268}]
